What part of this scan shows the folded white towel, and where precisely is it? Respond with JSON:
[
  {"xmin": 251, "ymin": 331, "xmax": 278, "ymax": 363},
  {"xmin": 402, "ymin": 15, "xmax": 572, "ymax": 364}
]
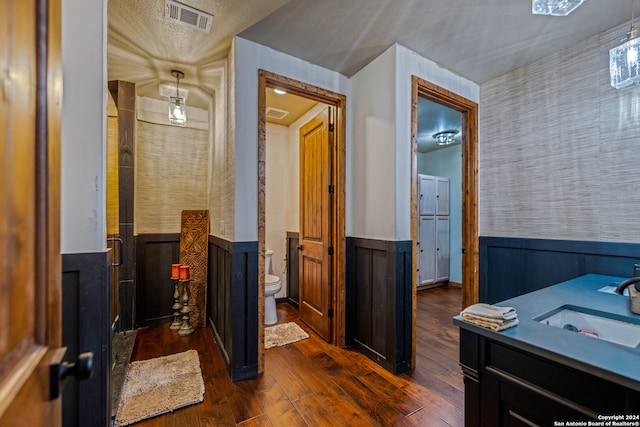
[
  {"xmin": 461, "ymin": 313, "xmax": 519, "ymax": 331},
  {"xmin": 461, "ymin": 303, "xmax": 517, "ymax": 321},
  {"xmin": 460, "ymin": 303, "xmax": 519, "ymax": 331}
]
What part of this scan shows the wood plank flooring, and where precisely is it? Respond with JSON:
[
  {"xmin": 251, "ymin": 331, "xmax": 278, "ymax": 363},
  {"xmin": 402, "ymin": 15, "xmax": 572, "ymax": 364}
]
[{"xmin": 122, "ymin": 285, "xmax": 463, "ymax": 427}]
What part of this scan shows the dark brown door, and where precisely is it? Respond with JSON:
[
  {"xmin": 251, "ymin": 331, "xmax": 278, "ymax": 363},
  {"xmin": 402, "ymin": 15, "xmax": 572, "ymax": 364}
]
[
  {"xmin": 299, "ymin": 107, "xmax": 333, "ymax": 341},
  {"xmin": 0, "ymin": 0, "xmax": 63, "ymax": 425}
]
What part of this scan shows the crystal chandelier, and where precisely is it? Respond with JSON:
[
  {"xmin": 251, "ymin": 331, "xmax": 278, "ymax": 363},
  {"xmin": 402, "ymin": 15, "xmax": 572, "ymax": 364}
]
[
  {"xmin": 169, "ymin": 70, "xmax": 187, "ymax": 126},
  {"xmin": 610, "ymin": 1, "xmax": 640, "ymax": 90},
  {"xmin": 532, "ymin": 0, "xmax": 584, "ymax": 16}
]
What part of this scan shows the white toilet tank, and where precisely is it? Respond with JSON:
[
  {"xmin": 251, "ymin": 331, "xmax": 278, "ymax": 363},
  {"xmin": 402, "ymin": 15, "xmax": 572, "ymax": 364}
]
[{"xmin": 265, "ymin": 249, "xmax": 274, "ymax": 274}]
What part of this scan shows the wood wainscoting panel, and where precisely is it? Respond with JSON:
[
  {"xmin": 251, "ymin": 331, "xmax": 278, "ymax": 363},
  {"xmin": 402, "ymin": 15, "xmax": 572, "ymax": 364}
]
[
  {"xmin": 180, "ymin": 210, "xmax": 209, "ymax": 327},
  {"xmin": 480, "ymin": 236, "xmax": 640, "ymax": 303},
  {"xmin": 346, "ymin": 237, "xmax": 412, "ymax": 374}
]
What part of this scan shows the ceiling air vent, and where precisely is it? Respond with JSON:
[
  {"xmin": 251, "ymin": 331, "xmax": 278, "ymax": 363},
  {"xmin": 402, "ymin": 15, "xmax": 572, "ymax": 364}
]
[
  {"xmin": 266, "ymin": 107, "xmax": 290, "ymax": 120},
  {"xmin": 165, "ymin": 0, "xmax": 213, "ymax": 33}
]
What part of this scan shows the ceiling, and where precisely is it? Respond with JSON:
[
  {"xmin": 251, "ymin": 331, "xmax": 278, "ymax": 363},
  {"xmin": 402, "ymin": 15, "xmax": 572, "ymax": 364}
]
[
  {"xmin": 265, "ymin": 88, "xmax": 318, "ymax": 126},
  {"xmin": 108, "ymin": 0, "xmax": 640, "ymax": 127},
  {"xmin": 418, "ymin": 98, "xmax": 462, "ymax": 153}
]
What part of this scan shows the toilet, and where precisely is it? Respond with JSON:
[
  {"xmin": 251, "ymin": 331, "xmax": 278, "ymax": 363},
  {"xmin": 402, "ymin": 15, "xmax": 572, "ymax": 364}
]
[{"xmin": 264, "ymin": 249, "xmax": 282, "ymax": 326}]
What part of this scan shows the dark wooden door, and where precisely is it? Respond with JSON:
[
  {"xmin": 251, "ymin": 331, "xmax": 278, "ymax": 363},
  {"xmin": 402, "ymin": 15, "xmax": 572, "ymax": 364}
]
[
  {"xmin": 0, "ymin": 0, "xmax": 63, "ymax": 425},
  {"xmin": 299, "ymin": 107, "xmax": 333, "ymax": 342}
]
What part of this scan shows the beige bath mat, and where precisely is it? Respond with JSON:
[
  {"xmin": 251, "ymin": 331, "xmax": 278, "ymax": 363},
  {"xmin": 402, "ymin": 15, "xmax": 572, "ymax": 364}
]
[
  {"xmin": 114, "ymin": 349, "xmax": 204, "ymax": 426},
  {"xmin": 265, "ymin": 322, "xmax": 310, "ymax": 349}
]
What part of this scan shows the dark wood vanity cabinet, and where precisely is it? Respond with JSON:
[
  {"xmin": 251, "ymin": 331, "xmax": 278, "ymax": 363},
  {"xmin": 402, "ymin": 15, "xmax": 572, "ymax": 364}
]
[{"xmin": 460, "ymin": 329, "xmax": 640, "ymax": 426}]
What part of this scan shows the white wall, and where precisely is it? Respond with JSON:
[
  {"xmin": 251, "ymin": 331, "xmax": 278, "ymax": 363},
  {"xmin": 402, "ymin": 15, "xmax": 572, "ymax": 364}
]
[
  {"xmin": 61, "ymin": 0, "xmax": 107, "ymax": 253},
  {"xmin": 350, "ymin": 44, "xmax": 479, "ymax": 241},
  {"xmin": 265, "ymin": 123, "xmax": 289, "ymax": 297},
  {"xmin": 232, "ymin": 37, "xmax": 351, "ymax": 242},
  {"xmin": 350, "ymin": 46, "xmax": 397, "ymax": 240},
  {"xmin": 394, "ymin": 45, "xmax": 479, "ymax": 241},
  {"xmin": 480, "ymin": 20, "xmax": 640, "ymax": 243}
]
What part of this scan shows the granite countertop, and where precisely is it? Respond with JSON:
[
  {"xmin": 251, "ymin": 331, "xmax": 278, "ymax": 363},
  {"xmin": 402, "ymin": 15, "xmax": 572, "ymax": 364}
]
[{"xmin": 454, "ymin": 274, "xmax": 640, "ymax": 392}]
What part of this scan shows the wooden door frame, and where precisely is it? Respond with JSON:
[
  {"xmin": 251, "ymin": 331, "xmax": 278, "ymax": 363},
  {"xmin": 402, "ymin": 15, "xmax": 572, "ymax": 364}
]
[
  {"xmin": 410, "ymin": 76, "xmax": 478, "ymax": 366},
  {"xmin": 257, "ymin": 70, "xmax": 346, "ymax": 372}
]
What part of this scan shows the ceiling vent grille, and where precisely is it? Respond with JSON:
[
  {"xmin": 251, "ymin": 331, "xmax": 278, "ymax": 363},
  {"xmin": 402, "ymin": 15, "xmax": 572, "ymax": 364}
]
[
  {"xmin": 165, "ymin": 0, "xmax": 213, "ymax": 33},
  {"xmin": 266, "ymin": 107, "xmax": 290, "ymax": 120}
]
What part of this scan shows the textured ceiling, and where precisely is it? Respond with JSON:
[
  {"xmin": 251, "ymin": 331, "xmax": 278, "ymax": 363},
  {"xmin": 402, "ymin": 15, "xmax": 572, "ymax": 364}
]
[
  {"xmin": 108, "ymin": 0, "xmax": 640, "ymax": 113},
  {"xmin": 240, "ymin": 0, "xmax": 640, "ymax": 83},
  {"xmin": 107, "ymin": 0, "xmax": 291, "ymax": 109}
]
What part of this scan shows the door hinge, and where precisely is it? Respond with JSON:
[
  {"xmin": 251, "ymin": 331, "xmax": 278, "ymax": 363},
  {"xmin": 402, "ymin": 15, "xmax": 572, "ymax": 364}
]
[
  {"xmin": 328, "ymin": 184, "xmax": 334, "ymax": 194},
  {"xmin": 328, "ymin": 308, "xmax": 334, "ymax": 318},
  {"xmin": 329, "ymin": 123, "xmax": 334, "ymax": 132},
  {"xmin": 328, "ymin": 246, "xmax": 334, "ymax": 256}
]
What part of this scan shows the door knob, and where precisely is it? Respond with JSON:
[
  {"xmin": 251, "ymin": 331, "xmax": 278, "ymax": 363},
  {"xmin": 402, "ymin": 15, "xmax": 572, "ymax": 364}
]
[
  {"xmin": 50, "ymin": 348, "xmax": 94, "ymax": 399},
  {"xmin": 61, "ymin": 352, "xmax": 94, "ymax": 381}
]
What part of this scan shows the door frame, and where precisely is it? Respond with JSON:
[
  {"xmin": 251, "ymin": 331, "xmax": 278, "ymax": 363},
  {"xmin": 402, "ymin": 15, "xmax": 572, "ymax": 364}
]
[
  {"xmin": 257, "ymin": 70, "xmax": 346, "ymax": 372},
  {"xmin": 410, "ymin": 76, "xmax": 479, "ymax": 366}
]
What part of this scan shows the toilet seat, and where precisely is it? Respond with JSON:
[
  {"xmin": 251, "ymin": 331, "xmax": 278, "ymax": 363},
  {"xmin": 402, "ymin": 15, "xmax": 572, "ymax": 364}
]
[
  {"xmin": 265, "ymin": 274, "xmax": 281, "ymax": 294},
  {"xmin": 264, "ymin": 273, "xmax": 281, "ymax": 326}
]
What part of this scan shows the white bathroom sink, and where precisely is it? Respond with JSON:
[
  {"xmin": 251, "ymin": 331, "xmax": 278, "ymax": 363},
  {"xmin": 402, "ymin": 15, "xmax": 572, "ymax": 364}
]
[
  {"xmin": 537, "ymin": 306, "xmax": 640, "ymax": 348},
  {"xmin": 597, "ymin": 284, "xmax": 629, "ymax": 296}
]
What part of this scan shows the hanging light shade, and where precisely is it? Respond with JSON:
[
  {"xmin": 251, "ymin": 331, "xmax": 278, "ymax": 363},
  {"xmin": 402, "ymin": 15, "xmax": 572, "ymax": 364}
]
[
  {"xmin": 169, "ymin": 70, "xmax": 187, "ymax": 126},
  {"xmin": 610, "ymin": 2, "xmax": 640, "ymax": 90},
  {"xmin": 532, "ymin": 0, "xmax": 584, "ymax": 16}
]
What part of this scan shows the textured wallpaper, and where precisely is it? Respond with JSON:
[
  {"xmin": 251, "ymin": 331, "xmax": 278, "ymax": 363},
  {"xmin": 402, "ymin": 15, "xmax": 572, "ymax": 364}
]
[
  {"xmin": 480, "ymin": 20, "xmax": 640, "ymax": 243},
  {"xmin": 135, "ymin": 121, "xmax": 209, "ymax": 234}
]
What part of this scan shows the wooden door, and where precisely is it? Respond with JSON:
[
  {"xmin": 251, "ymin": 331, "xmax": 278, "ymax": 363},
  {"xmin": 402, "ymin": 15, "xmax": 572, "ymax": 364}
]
[
  {"xmin": 0, "ymin": 0, "xmax": 63, "ymax": 425},
  {"xmin": 299, "ymin": 107, "xmax": 333, "ymax": 342}
]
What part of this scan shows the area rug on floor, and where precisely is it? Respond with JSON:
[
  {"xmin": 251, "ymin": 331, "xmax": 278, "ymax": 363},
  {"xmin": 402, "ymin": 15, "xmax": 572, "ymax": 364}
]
[
  {"xmin": 114, "ymin": 349, "xmax": 204, "ymax": 426},
  {"xmin": 265, "ymin": 322, "xmax": 309, "ymax": 349}
]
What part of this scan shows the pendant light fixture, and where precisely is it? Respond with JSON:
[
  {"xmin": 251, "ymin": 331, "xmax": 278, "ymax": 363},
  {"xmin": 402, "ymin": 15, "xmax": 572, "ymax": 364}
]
[
  {"xmin": 532, "ymin": 0, "xmax": 584, "ymax": 16},
  {"xmin": 169, "ymin": 70, "xmax": 187, "ymax": 126},
  {"xmin": 610, "ymin": 0, "xmax": 640, "ymax": 90}
]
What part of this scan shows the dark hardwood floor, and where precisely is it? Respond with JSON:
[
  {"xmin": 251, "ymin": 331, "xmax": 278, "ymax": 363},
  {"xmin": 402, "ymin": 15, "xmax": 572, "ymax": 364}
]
[{"xmin": 123, "ymin": 285, "xmax": 463, "ymax": 426}]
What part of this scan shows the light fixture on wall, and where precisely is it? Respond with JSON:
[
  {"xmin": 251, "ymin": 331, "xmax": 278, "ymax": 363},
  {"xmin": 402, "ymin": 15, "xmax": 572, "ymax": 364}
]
[
  {"xmin": 610, "ymin": 0, "xmax": 640, "ymax": 90},
  {"xmin": 432, "ymin": 130, "xmax": 459, "ymax": 146},
  {"xmin": 532, "ymin": 0, "xmax": 584, "ymax": 16},
  {"xmin": 169, "ymin": 70, "xmax": 187, "ymax": 126}
]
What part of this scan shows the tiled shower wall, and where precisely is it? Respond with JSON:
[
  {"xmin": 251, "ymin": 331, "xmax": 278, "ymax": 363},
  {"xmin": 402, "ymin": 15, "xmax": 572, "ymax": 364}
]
[{"xmin": 480, "ymin": 20, "xmax": 640, "ymax": 243}]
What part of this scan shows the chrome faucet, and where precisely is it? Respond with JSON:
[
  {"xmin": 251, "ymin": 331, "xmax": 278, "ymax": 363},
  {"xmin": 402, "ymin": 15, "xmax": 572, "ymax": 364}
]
[
  {"xmin": 614, "ymin": 276, "xmax": 640, "ymax": 294},
  {"xmin": 614, "ymin": 265, "xmax": 640, "ymax": 315}
]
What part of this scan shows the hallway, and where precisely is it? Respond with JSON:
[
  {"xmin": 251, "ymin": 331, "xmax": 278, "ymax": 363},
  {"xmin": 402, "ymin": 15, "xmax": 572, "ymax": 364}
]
[{"xmin": 124, "ymin": 286, "xmax": 463, "ymax": 426}]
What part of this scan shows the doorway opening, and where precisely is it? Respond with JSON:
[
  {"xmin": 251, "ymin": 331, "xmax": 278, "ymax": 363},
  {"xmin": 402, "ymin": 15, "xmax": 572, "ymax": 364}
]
[
  {"xmin": 410, "ymin": 76, "xmax": 478, "ymax": 367},
  {"xmin": 257, "ymin": 70, "xmax": 347, "ymax": 373}
]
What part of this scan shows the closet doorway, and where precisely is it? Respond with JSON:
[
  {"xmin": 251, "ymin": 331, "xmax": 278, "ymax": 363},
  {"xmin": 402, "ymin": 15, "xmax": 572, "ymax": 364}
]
[{"xmin": 410, "ymin": 76, "xmax": 478, "ymax": 366}]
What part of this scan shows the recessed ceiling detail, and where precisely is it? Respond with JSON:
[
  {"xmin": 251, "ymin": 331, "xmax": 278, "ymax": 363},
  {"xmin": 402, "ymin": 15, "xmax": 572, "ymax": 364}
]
[
  {"xmin": 165, "ymin": 0, "xmax": 213, "ymax": 33},
  {"xmin": 159, "ymin": 83, "xmax": 189, "ymax": 100}
]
